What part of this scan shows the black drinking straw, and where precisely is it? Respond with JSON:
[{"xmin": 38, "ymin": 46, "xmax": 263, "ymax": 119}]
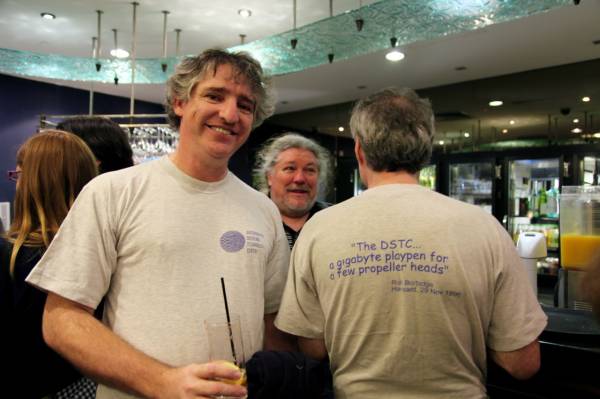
[{"xmin": 220, "ymin": 277, "xmax": 239, "ymax": 365}]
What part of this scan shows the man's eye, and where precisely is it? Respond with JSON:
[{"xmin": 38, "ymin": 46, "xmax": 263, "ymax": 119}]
[
  {"xmin": 205, "ymin": 93, "xmax": 222, "ymax": 101},
  {"xmin": 283, "ymin": 166, "xmax": 295, "ymax": 172},
  {"xmin": 239, "ymin": 103, "xmax": 254, "ymax": 114}
]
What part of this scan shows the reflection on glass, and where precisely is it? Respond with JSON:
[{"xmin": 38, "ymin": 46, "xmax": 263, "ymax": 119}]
[
  {"xmin": 581, "ymin": 156, "xmax": 600, "ymax": 185},
  {"xmin": 353, "ymin": 169, "xmax": 365, "ymax": 196},
  {"xmin": 449, "ymin": 162, "xmax": 493, "ymax": 214},
  {"xmin": 507, "ymin": 158, "xmax": 560, "ymax": 253},
  {"xmin": 125, "ymin": 125, "xmax": 179, "ymax": 164},
  {"xmin": 419, "ymin": 165, "xmax": 436, "ymax": 190}
]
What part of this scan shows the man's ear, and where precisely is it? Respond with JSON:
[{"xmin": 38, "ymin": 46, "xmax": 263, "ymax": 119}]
[
  {"xmin": 172, "ymin": 98, "xmax": 187, "ymax": 117},
  {"xmin": 354, "ymin": 140, "xmax": 365, "ymax": 166}
]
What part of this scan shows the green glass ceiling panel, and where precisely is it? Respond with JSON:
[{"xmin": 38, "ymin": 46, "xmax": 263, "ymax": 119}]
[{"xmin": 0, "ymin": 0, "xmax": 571, "ymax": 83}]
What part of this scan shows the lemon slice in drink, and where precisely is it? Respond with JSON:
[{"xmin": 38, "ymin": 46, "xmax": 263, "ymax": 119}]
[{"xmin": 218, "ymin": 360, "xmax": 247, "ymax": 386}]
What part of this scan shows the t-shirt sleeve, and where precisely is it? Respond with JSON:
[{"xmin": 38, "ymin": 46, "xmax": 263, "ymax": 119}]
[
  {"xmin": 275, "ymin": 228, "xmax": 325, "ymax": 339},
  {"xmin": 25, "ymin": 178, "xmax": 117, "ymax": 309},
  {"xmin": 263, "ymin": 208, "xmax": 291, "ymax": 315},
  {"xmin": 487, "ymin": 220, "xmax": 548, "ymax": 352}
]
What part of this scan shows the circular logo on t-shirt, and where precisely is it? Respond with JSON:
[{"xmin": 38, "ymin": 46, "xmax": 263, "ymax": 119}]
[{"xmin": 220, "ymin": 231, "xmax": 245, "ymax": 252}]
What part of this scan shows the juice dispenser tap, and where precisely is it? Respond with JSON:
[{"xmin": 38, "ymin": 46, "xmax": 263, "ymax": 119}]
[{"xmin": 517, "ymin": 232, "xmax": 547, "ymax": 296}]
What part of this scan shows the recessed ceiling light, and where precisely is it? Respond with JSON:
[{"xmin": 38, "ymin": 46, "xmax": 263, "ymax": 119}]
[
  {"xmin": 502, "ymin": 129, "xmax": 508, "ymax": 134},
  {"xmin": 338, "ymin": 126, "xmax": 345, "ymax": 132},
  {"xmin": 489, "ymin": 100, "xmax": 503, "ymax": 107},
  {"xmin": 464, "ymin": 132, "xmax": 470, "ymax": 138},
  {"xmin": 572, "ymin": 128, "xmax": 582, "ymax": 133},
  {"xmin": 110, "ymin": 48, "xmax": 130, "ymax": 58},
  {"xmin": 509, "ymin": 120, "xmax": 515, "ymax": 125},
  {"xmin": 385, "ymin": 50, "xmax": 405, "ymax": 62},
  {"xmin": 582, "ymin": 96, "xmax": 591, "ymax": 102},
  {"xmin": 41, "ymin": 12, "xmax": 56, "ymax": 20},
  {"xmin": 573, "ymin": 118, "xmax": 580, "ymax": 123},
  {"xmin": 238, "ymin": 9, "xmax": 252, "ymax": 18}
]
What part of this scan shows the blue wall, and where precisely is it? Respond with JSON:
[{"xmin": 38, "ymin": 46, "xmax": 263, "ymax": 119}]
[{"xmin": 0, "ymin": 74, "xmax": 167, "ymax": 208}]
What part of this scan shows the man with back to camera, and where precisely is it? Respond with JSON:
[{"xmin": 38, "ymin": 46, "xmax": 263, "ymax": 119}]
[
  {"xmin": 275, "ymin": 87, "xmax": 547, "ymax": 398},
  {"xmin": 26, "ymin": 49, "xmax": 292, "ymax": 399},
  {"xmin": 254, "ymin": 133, "xmax": 334, "ymax": 249}
]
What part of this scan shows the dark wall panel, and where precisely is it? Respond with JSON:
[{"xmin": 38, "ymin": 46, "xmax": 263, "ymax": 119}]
[{"xmin": 0, "ymin": 74, "xmax": 164, "ymax": 209}]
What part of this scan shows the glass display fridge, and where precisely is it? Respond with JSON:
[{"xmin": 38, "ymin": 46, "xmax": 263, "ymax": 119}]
[
  {"xmin": 448, "ymin": 161, "xmax": 494, "ymax": 214},
  {"xmin": 506, "ymin": 158, "xmax": 560, "ymax": 251}
]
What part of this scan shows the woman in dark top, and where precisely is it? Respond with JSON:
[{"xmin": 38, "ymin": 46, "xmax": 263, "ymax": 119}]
[{"xmin": 0, "ymin": 130, "xmax": 98, "ymax": 398}]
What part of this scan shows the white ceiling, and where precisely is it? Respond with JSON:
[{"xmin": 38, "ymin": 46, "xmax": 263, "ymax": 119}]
[{"xmin": 1, "ymin": 0, "xmax": 600, "ymax": 145}]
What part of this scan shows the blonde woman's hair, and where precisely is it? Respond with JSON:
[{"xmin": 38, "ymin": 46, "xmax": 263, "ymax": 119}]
[{"xmin": 6, "ymin": 130, "xmax": 98, "ymax": 275}]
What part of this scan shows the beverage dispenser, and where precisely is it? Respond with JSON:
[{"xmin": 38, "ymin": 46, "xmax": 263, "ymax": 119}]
[
  {"xmin": 558, "ymin": 186, "xmax": 600, "ymax": 310},
  {"xmin": 517, "ymin": 232, "xmax": 547, "ymax": 297}
]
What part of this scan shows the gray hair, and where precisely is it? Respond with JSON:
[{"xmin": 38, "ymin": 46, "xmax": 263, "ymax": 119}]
[
  {"xmin": 349, "ymin": 87, "xmax": 435, "ymax": 174},
  {"xmin": 254, "ymin": 133, "xmax": 334, "ymax": 198},
  {"xmin": 165, "ymin": 49, "xmax": 275, "ymax": 129}
]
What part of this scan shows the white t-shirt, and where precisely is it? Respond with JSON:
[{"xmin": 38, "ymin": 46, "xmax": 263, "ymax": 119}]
[
  {"xmin": 27, "ymin": 156, "xmax": 290, "ymax": 399},
  {"xmin": 276, "ymin": 183, "xmax": 547, "ymax": 399}
]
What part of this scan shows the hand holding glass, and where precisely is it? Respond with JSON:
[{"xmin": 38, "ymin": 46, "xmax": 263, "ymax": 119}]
[{"xmin": 204, "ymin": 313, "xmax": 247, "ymax": 390}]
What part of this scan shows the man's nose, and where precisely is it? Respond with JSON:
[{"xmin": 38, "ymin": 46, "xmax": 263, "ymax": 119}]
[
  {"xmin": 219, "ymin": 98, "xmax": 240, "ymax": 123},
  {"xmin": 292, "ymin": 170, "xmax": 307, "ymax": 183}
]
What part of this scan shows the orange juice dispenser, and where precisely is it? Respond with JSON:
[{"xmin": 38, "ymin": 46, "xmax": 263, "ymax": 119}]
[{"xmin": 558, "ymin": 186, "xmax": 600, "ymax": 310}]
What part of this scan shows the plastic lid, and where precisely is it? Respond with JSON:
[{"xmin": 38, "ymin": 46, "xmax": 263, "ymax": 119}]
[{"xmin": 516, "ymin": 231, "xmax": 547, "ymax": 258}]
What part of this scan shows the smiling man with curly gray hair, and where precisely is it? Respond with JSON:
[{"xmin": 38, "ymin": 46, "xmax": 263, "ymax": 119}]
[{"xmin": 254, "ymin": 132, "xmax": 334, "ymax": 248}]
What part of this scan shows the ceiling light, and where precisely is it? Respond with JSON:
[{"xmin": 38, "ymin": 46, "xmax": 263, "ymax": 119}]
[
  {"xmin": 385, "ymin": 50, "xmax": 405, "ymax": 62},
  {"xmin": 502, "ymin": 129, "xmax": 508, "ymax": 134},
  {"xmin": 464, "ymin": 132, "xmax": 470, "ymax": 138},
  {"xmin": 41, "ymin": 12, "xmax": 56, "ymax": 20},
  {"xmin": 489, "ymin": 100, "xmax": 503, "ymax": 107},
  {"xmin": 110, "ymin": 28, "xmax": 129, "ymax": 58},
  {"xmin": 338, "ymin": 126, "xmax": 345, "ymax": 132},
  {"xmin": 110, "ymin": 48, "xmax": 129, "ymax": 58},
  {"xmin": 572, "ymin": 127, "xmax": 583, "ymax": 133},
  {"xmin": 438, "ymin": 140, "xmax": 444, "ymax": 145},
  {"xmin": 582, "ymin": 96, "xmax": 591, "ymax": 102},
  {"xmin": 594, "ymin": 133, "xmax": 600, "ymax": 138},
  {"xmin": 509, "ymin": 120, "xmax": 515, "ymax": 125},
  {"xmin": 573, "ymin": 118, "xmax": 580, "ymax": 123},
  {"xmin": 238, "ymin": 9, "xmax": 252, "ymax": 18}
]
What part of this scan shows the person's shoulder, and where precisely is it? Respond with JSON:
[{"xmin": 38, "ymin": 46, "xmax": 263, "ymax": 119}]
[
  {"xmin": 228, "ymin": 173, "xmax": 269, "ymax": 199},
  {"xmin": 90, "ymin": 160, "xmax": 155, "ymax": 187}
]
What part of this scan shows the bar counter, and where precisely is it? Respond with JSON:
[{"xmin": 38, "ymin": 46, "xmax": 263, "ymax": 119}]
[{"xmin": 487, "ymin": 305, "xmax": 600, "ymax": 398}]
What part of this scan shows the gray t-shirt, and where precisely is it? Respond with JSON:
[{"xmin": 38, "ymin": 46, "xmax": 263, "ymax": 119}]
[
  {"xmin": 276, "ymin": 183, "xmax": 547, "ymax": 399},
  {"xmin": 28, "ymin": 156, "xmax": 290, "ymax": 399}
]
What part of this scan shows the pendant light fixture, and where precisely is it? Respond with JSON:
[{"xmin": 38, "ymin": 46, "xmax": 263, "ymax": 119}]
[
  {"xmin": 95, "ymin": 10, "xmax": 103, "ymax": 72},
  {"xmin": 290, "ymin": 0, "xmax": 298, "ymax": 49},
  {"xmin": 110, "ymin": 29, "xmax": 129, "ymax": 59},
  {"xmin": 386, "ymin": 36, "xmax": 405, "ymax": 62},
  {"xmin": 355, "ymin": 0, "xmax": 364, "ymax": 31},
  {"xmin": 161, "ymin": 10, "xmax": 169, "ymax": 72},
  {"xmin": 130, "ymin": 1, "xmax": 139, "ymax": 115},
  {"xmin": 327, "ymin": 0, "xmax": 334, "ymax": 63},
  {"xmin": 175, "ymin": 28, "xmax": 182, "ymax": 56}
]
